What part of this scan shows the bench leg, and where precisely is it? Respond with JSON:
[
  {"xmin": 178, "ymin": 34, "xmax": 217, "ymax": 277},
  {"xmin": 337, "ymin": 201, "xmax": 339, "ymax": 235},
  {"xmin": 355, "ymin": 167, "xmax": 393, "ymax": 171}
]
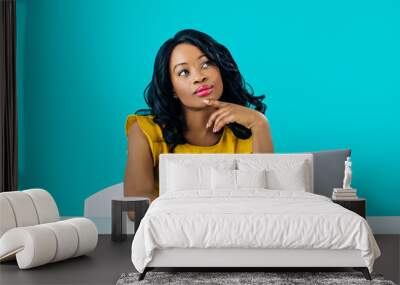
[{"xmin": 354, "ymin": 267, "xmax": 371, "ymax": 280}]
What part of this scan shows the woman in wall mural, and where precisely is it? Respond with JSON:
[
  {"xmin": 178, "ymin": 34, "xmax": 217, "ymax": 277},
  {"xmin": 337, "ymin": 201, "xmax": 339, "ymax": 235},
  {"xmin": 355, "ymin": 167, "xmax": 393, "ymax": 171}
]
[{"xmin": 124, "ymin": 29, "xmax": 274, "ymax": 219}]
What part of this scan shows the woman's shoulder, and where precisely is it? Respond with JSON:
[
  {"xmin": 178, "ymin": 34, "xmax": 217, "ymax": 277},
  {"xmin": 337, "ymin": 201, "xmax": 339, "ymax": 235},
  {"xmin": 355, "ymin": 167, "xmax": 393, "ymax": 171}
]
[
  {"xmin": 125, "ymin": 114, "xmax": 163, "ymax": 141},
  {"xmin": 125, "ymin": 114, "xmax": 167, "ymax": 168},
  {"xmin": 125, "ymin": 114, "xmax": 153, "ymax": 133}
]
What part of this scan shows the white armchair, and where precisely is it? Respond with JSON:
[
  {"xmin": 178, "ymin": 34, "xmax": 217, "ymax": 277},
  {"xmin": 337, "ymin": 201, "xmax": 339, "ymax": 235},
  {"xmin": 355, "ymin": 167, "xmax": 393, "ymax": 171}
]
[{"xmin": 0, "ymin": 189, "xmax": 98, "ymax": 269}]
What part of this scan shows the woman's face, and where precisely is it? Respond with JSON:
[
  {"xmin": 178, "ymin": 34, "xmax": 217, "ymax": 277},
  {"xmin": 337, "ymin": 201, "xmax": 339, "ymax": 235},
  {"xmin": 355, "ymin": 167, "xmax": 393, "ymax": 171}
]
[{"xmin": 169, "ymin": 43, "xmax": 223, "ymax": 108}]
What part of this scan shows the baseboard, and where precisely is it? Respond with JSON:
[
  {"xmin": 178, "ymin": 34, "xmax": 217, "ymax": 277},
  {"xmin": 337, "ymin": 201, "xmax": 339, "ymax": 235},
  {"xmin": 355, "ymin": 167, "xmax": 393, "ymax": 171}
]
[
  {"xmin": 62, "ymin": 216, "xmax": 400, "ymax": 235},
  {"xmin": 366, "ymin": 216, "xmax": 400, "ymax": 234}
]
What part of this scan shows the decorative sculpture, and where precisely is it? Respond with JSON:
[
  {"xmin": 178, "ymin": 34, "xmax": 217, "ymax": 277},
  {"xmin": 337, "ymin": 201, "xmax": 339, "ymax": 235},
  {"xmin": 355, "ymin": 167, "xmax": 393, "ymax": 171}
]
[{"xmin": 342, "ymin": 156, "xmax": 352, "ymax": 190}]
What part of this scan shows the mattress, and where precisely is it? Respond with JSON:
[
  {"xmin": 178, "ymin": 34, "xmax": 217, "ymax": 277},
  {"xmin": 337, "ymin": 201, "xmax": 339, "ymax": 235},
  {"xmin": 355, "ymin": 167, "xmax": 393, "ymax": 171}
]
[{"xmin": 131, "ymin": 189, "xmax": 381, "ymax": 273}]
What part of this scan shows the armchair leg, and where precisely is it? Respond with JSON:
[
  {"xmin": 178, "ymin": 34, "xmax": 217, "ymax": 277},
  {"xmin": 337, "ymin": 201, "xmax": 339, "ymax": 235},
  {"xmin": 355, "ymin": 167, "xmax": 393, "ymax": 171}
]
[{"xmin": 354, "ymin": 267, "xmax": 372, "ymax": 280}]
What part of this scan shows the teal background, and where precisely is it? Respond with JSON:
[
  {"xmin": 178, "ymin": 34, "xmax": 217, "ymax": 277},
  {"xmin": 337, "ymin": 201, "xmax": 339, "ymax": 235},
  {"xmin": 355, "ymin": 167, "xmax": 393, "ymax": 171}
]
[{"xmin": 16, "ymin": 0, "xmax": 399, "ymax": 216}]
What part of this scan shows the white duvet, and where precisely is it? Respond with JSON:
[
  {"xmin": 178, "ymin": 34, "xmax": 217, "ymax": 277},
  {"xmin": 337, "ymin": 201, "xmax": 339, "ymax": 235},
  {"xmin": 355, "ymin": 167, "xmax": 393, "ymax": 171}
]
[{"xmin": 131, "ymin": 189, "xmax": 381, "ymax": 273}]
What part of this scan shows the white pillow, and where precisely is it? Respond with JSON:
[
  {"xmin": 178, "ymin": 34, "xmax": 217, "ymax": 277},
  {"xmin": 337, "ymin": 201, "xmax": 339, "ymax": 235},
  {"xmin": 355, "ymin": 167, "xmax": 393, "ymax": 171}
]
[
  {"xmin": 237, "ymin": 159, "xmax": 310, "ymax": 192},
  {"xmin": 266, "ymin": 161, "xmax": 308, "ymax": 191},
  {"xmin": 237, "ymin": 169, "xmax": 268, "ymax": 188},
  {"xmin": 211, "ymin": 168, "xmax": 236, "ymax": 190},
  {"xmin": 211, "ymin": 168, "xmax": 268, "ymax": 190},
  {"xmin": 167, "ymin": 160, "xmax": 235, "ymax": 192}
]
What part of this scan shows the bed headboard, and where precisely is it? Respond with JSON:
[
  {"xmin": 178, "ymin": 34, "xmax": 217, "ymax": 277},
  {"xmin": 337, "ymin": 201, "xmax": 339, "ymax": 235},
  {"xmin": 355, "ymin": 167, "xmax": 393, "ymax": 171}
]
[{"xmin": 159, "ymin": 153, "xmax": 314, "ymax": 196}]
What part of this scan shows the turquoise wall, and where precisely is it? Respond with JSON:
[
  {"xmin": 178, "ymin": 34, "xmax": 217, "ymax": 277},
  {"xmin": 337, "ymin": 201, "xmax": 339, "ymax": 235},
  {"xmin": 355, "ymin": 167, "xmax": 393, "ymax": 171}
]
[{"xmin": 17, "ymin": 0, "xmax": 400, "ymax": 216}]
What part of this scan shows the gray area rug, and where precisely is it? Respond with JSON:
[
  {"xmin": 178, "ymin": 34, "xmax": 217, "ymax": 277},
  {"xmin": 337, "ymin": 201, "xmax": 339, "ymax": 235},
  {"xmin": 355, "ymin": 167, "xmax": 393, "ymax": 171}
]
[{"xmin": 116, "ymin": 271, "xmax": 396, "ymax": 285}]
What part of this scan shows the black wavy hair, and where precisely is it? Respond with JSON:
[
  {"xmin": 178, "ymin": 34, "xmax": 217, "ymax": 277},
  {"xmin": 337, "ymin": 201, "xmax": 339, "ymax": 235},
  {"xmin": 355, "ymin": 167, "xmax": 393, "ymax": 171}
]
[{"xmin": 135, "ymin": 29, "xmax": 267, "ymax": 153}]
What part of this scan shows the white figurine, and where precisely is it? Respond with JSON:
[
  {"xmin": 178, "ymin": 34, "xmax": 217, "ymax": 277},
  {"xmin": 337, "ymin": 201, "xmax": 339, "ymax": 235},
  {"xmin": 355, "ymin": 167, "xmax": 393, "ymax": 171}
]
[{"xmin": 342, "ymin": 156, "xmax": 352, "ymax": 189}]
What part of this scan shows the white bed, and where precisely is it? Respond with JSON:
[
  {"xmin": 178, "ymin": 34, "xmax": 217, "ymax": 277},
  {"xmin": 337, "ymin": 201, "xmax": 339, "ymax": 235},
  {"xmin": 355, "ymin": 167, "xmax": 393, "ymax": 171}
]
[{"xmin": 130, "ymin": 153, "xmax": 381, "ymax": 281}]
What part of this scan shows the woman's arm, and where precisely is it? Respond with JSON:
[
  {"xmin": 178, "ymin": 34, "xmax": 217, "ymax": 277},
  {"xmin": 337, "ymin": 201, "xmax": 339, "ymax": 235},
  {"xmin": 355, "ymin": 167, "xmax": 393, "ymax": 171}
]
[
  {"xmin": 202, "ymin": 98, "xmax": 274, "ymax": 153},
  {"xmin": 124, "ymin": 122, "xmax": 157, "ymax": 203},
  {"xmin": 250, "ymin": 118, "xmax": 274, "ymax": 153}
]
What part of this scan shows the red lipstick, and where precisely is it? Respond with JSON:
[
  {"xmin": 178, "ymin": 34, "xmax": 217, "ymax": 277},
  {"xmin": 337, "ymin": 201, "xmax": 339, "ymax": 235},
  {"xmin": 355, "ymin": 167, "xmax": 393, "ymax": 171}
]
[{"xmin": 194, "ymin": 85, "xmax": 213, "ymax": 97}]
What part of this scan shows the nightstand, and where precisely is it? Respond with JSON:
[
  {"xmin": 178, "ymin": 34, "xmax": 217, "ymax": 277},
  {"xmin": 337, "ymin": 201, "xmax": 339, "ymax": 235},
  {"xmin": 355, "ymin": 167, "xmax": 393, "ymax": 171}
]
[
  {"xmin": 111, "ymin": 197, "xmax": 149, "ymax": 242},
  {"xmin": 332, "ymin": 198, "xmax": 366, "ymax": 218}
]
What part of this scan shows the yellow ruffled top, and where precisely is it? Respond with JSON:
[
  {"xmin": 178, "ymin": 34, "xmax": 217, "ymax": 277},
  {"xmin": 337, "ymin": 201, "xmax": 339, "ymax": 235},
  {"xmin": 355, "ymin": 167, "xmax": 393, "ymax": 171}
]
[{"xmin": 125, "ymin": 114, "xmax": 253, "ymax": 196}]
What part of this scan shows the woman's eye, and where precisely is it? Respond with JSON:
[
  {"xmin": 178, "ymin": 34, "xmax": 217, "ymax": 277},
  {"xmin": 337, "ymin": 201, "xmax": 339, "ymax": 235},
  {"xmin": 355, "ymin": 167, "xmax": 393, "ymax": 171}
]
[
  {"xmin": 178, "ymin": 69, "xmax": 189, "ymax": 77},
  {"xmin": 202, "ymin": 61, "xmax": 211, "ymax": 68}
]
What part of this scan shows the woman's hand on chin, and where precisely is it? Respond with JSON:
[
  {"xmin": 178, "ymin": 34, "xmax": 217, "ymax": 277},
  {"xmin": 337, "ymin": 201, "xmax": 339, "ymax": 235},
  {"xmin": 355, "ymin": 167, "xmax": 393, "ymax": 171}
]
[{"xmin": 203, "ymin": 98, "xmax": 268, "ymax": 132}]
